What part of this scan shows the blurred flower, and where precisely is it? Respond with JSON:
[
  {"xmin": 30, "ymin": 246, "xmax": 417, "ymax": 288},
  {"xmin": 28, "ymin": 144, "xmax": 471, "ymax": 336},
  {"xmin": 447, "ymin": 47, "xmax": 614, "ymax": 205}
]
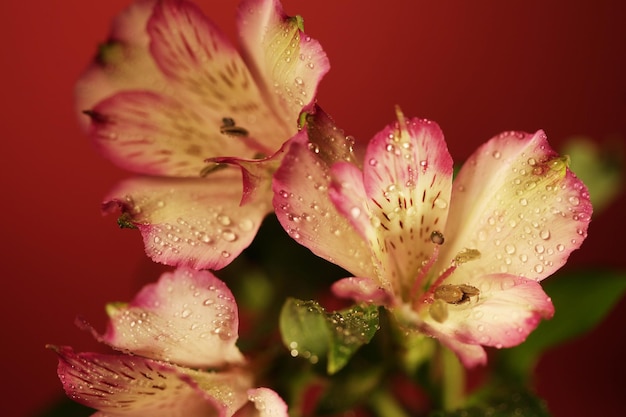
[
  {"xmin": 76, "ymin": 0, "xmax": 329, "ymax": 269},
  {"xmin": 273, "ymin": 108, "xmax": 592, "ymax": 367},
  {"xmin": 51, "ymin": 267, "xmax": 288, "ymax": 417}
]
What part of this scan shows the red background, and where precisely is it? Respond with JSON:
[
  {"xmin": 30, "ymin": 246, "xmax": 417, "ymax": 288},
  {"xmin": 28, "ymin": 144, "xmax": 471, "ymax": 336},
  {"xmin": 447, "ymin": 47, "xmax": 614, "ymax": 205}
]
[{"xmin": 2, "ymin": 0, "xmax": 624, "ymax": 416}]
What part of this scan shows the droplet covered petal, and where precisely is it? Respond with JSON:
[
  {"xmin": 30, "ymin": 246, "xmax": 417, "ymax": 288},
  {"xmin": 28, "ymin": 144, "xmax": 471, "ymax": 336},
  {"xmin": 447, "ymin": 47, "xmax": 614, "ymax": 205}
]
[
  {"xmin": 103, "ymin": 170, "xmax": 268, "ymax": 270},
  {"xmin": 52, "ymin": 346, "xmax": 252, "ymax": 417},
  {"xmin": 440, "ymin": 130, "xmax": 592, "ymax": 282},
  {"xmin": 237, "ymin": 0, "xmax": 330, "ymax": 126},
  {"xmin": 102, "ymin": 267, "xmax": 244, "ymax": 368},
  {"xmin": 272, "ymin": 112, "xmax": 375, "ymax": 278},
  {"xmin": 330, "ymin": 115, "xmax": 454, "ymax": 297}
]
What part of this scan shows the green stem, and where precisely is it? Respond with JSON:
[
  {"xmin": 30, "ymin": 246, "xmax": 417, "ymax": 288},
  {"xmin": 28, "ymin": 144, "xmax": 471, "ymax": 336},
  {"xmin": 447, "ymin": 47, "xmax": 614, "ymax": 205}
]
[
  {"xmin": 368, "ymin": 388, "xmax": 411, "ymax": 417},
  {"xmin": 441, "ymin": 347, "xmax": 466, "ymax": 411}
]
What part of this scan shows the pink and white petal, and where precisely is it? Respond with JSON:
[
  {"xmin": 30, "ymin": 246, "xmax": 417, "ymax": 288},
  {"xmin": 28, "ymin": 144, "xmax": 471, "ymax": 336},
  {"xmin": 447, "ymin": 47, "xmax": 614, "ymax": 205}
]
[
  {"xmin": 358, "ymin": 116, "xmax": 454, "ymax": 291},
  {"xmin": 52, "ymin": 346, "xmax": 252, "ymax": 417},
  {"xmin": 441, "ymin": 130, "xmax": 592, "ymax": 282},
  {"xmin": 331, "ymin": 277, "xmax": 394, "ymax": 306},
  {"xmin": 395, "ymin": 305, "xmax": 487, "ymax": 368},
  {"xmin": 75, "ymin": 0, "xmax": 168, "ymax": 131},
  {"xmin": 103, "ymin": 171, "xmax": 270, "ymax": 270},
  {"xmin": 148, "ymin": 0, "xmax": 287, "ymax": 155},
  {"xmin": 234, "ymin": 388, "xmax": 289, "ymax": 417},
  {"xmin": 329, "ymin": 161, "xmax": 372, "ymax": 241},
  {"xmin": 102, "ymin": 267, "xmax": 244, "ymax": 368},
  {"xmin": 87, "ymin": 91, "xmax": 260, "ymax": 176},
  {"xmin": 424, "ymin": 274, "xmax": 553, "ymax": 352},
  {"xmin": 272, "ymin": 132, "xmax": 375, "ymax": 278},
  {"xmin": 237, "ymin": 0, "xmax": 330, "ymax": 126}
]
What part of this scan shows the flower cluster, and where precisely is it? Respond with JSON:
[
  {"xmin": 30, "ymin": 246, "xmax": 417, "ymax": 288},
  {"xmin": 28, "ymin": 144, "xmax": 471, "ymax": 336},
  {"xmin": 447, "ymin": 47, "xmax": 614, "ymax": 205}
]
[{"xmin": 53, "ymin": 0, "xmax": 593, "ymax": 415}]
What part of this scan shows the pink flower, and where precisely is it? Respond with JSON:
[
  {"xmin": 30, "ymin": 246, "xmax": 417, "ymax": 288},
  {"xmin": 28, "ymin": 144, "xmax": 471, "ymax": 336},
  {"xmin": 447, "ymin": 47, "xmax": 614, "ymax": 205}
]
[
  {"xmin": 51, "ymin": 267, "xmax": 288, "ymax": 417},
  {"xmin": 272, "ymin": 108, "xmax": 592, "ymax": 367},
  {"xmin": 76, "ymin": 0, "xmax": 329, "ymax": 269}
]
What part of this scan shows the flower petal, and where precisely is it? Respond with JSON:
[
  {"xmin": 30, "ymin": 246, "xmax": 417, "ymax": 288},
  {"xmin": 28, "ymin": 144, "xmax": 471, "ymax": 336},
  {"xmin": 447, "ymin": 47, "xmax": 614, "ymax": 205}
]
[
  {"xmin": 87, "ymin": 91, "xmax": 261, "ymax": 176},
  {"xmin": 75, "ymin": 0, "xmax": 167, "ymax": 131},
  {"xmin": 237, "ymin": 0, "xmax": 330, "ymax": 124},
  {"xmin": 103, "ymin": 170, "xmax": 270, "ymax": 270},
  {"xmin": 421, "ymin": 274, "xmax": 553, "ymax": 366},
  {"xmin": 272, "ymin": 119, "xmax": 374, "ymax": 278},
  {"xmin": 234, "ymin": 388, "xmax": 289, "ymax": 417},
  {"xmin": 102, "ymin": 267, "xmax": 244, "ymax": 368},
  {"xmin": 52, "ymin": 346, "xmax": 251, "ymax": 417},
  {"xmin": 147, "ymin": 0, "xmax": 289, "ymax": 155},
  {"xmin": 331, "ymin": 277, "xmax": 394, "ymax": 305},
  {"xmin": 330, "ymin": 115, "xmax": 454, "ymax": 294},
  {"xmin": 440, "ymin": 130, "xmax": 593, "ymax": 282}
]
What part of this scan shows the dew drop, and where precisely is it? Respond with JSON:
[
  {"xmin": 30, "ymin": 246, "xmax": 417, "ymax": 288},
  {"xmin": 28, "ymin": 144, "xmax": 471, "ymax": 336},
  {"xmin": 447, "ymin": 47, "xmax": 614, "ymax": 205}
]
[
  {"xmin": 568, "ymin": 195, "xmax": 580, "ymax": 206},
  {"xmin": 217, "ymin": 214, "xmax": 231, "ymax": 226},
  {"xmin": 221, "ymin": 251, "xmax": 231, "ymax": 258},
  {"xmin": 350, "ymin": 206, "xmax": 361, "ymax": 219},
  {"xmin": 519, "ymin": 198, "xmax": 528, "ymax": 206},
  {"xmin": 540, "ymin": 230, "xmax": 551, "ymax": 240},
  {"xmin": 222, "ymin": 230, "xmax": 238, "ymax": 242},
  {"xmin": 505, "ymin": 244, "xmax": 516, "ymax": 254},
  {"xmin": 368, "ymin": 158, "xmax": 378, "ymax": 166},
  {"xmin": 181, "ymin": 308, "xmax": 191, "ymax": 319},
  {"xmin": 534, "ymin": 244, "xmax": 545, "ymax": 254},
  {"xmin": 433, "ymin": 197, "xmax": 448, "ymax": 209},
  {"xmin": 534, "ymin": 264, "xmax": 544, "ymax": 273},
  {"xmin": 492, "ymin": 150, "xmax": 501, "ymax": 159}
]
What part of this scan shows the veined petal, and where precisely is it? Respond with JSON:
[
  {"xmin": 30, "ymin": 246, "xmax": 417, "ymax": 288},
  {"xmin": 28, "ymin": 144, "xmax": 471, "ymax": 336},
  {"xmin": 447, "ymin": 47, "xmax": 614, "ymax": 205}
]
[
  {"xmin": 440, "ymin": 130, "xmax": 592, "ymax": 282},
  {"xmin": 420, "ymin": 274, "xmax": 553, "ymax": 364},
  {"xmin": 52, "ymin": 346, "xmax": 251, "ymax": 417},
  {"xmin": 87, "ymin": 91, "xmax": 260, "ymax": 176},
  {"xmin": 75, "ymin": 0, "xmax": 168, "ymax": 131},
  {"xmin": 102, "ymin": 267, "xmax": 244, "ymax": 368},
  {"xmin": 272, "ymin": 130, "xmax": 374, "ymax": 279},
  {"xmin": 331, "ymin": 115, "xmax": 454, "ymax": 296},
  {"xmin": 103, "ymin": 171, "xmax": 270, "ymax": 270},
  {"xmin": 234, "ymin": 388, "xmax": 289, "ymax": 417},
  {"xmin": 148, "ymin": 0, "xmax": 288, "ymax": 155},
  {"xmin": 237, "ymin": 0, "xmax": 330, "ymax": 126}
]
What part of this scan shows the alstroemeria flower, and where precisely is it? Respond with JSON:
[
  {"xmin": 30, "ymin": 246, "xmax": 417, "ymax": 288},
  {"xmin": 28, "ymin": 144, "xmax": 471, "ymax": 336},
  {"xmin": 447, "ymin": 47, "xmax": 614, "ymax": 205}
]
[
  {"xmin": 273, "ymin": 109, "xmax": 592, "ymax": 367},
  {"xmin": 51, "ymin": 267, "xmax": 288, "ymax": 417},
  {"xmin": 76, "ymin": 0, "xmax": 329, "ymax": 269}
]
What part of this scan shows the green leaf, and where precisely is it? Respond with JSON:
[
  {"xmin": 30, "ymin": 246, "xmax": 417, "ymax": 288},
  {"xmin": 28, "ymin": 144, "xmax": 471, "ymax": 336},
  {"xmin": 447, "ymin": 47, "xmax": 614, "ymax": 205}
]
[
  {"xmin": 430, "ymin": 384, "xmax": 551, "ymax": 417},
  {"xmin": 279, "ymin": 299, "xmax": 380, "ymax": 374},
  {"xmin": 279, "ymin": 298, "xmax": 330, "ymax": 364},
  {"xmin": 498, "ymin": 269, "xmax": 626, "ymax": 378},
  {"xmin": 327, "ymin": 304, "xmax": 380, "ymax": 374}
]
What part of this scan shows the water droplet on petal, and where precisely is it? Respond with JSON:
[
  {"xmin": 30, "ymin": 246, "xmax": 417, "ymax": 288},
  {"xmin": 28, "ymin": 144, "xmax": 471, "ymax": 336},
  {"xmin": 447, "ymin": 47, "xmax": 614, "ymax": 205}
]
[
  {"xmin": 217, "ymin": 214, "xmax": 231, "ymax": 226},
  {"xmin": 492, "ymin": 150, "xmax": 501, "ymax": 159},
  {"xmin": 568, "ymin": 195, "xmax": 580, "ymax": 206},
  {"xmin": 350, "ymin": 207, "xmax": 361, "ymax": 218},
  {"xmin": 433, "ymin": 197, "xmax": 448, "ymax": 209}
]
